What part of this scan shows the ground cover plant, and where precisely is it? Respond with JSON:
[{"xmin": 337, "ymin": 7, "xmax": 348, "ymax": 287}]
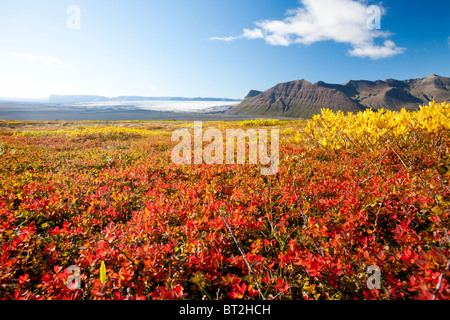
[{"xmin": 0, "ymin": 101, "xmax": 449, "ymax": 300}]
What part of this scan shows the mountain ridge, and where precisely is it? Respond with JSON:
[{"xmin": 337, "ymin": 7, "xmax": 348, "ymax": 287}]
[
  {"xmin": 49, "ymin": 95, "xmax": 241, "ymax": 104},
  {"xmin": 229, "ymin": 74, "xmax": 450, "ymax": 118}
]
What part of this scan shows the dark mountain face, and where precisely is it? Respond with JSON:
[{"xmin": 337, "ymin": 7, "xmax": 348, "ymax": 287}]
[
  {"xmin": 243, "ymin": 90, "xmax": 263, "ymax": 100},
  {"xmin": 229, "ymin": 74, "xmax": 450, "ymax": 118}
]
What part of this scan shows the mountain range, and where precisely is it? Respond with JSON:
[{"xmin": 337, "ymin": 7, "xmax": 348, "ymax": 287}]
[
  {"xmin": 228, "ymin": 74, "xmax": 450, "ymax": 118},
  {"xmin": 48, "ymin": 95, "xmax": 240, "ymax": 104}
]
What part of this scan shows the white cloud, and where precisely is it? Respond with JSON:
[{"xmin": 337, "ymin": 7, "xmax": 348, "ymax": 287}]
[
  {"xmin": 265, "ymin": 33, "xmax": 291, "ymax": 46},
  {"xmin": 209, "ymin": 36, "xmax": 238, "ymax": 42},
  {"xmin": 349, "ymin": 40, "xmax": 405, "ymax": 59},
  {"xmin": 10, "ymin": 52, "xmax": 73, "ymax": 67},
  {"xmin": 209, "ymin": 29, "xmax": 263, "ymax": 42},
  {"xmin": 147, "ymin": 84, "xmax": 158, "ymax": 91},
  {"xmin": 242, "ymin": 28, "xmax": 264, "ymax": 39},
  {"xmin": 210, "ymin": 0, "xmax": 405, "ymax": 59}
]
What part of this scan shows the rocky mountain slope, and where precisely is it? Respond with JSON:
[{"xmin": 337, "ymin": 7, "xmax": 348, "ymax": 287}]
[{"xmin": 229, "ymin": 74, "xmax": 450, "ymax": 118}]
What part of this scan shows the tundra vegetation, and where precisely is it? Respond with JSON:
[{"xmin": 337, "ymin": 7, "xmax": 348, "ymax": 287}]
[{"xmin": 0, "ymin": 101, "xmax": 449, "ymax": 300}]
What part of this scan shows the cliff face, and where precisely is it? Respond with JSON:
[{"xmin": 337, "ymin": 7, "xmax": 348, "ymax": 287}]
[
  {"xmin": 243, "ymin": 90, "xmax": 263, "ymax": 100},
  {"xmin": 229, "ymin": 74, "xmax": 450, "ymax": 118}
]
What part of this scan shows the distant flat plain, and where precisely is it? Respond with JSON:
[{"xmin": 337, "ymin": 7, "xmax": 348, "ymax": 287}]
[{"xmin": 0, "ymin": 102, "xmax": 297, "ymax": 121}]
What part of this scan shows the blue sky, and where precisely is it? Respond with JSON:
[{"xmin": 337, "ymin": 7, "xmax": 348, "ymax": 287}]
[{"xmin": 0, "ymin": 0, "xmax": 449, "ymax": 99}]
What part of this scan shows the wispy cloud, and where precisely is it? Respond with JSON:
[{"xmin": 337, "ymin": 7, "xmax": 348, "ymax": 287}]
[
  {"xmin": 10, "ymin": 52, "xmax": 74, "ymax": 67},
  {"xmin": 208, "ymin": 30, "xmax": 263, "ymax": 43},
  {"xmin": 10, "ymin": 52, "xmax": 37, "ymax": 61},
  {"xmin": 210, "ymin": 0, "xmax": 405, "ymax": 59},
  {"xmin": 39, "ymin": 55, "xmax": 73, "ymax": 67},
  {"xmin": 209, "ymin": 36, "xmax": 238, "ymax": 42},
  {"xmin": 147, "ymin": 84, "xmax": 158, "ymax": 91}
]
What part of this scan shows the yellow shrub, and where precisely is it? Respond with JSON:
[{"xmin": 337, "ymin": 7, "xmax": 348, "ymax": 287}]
[
  {"xmin": 305, "ymin": 100, "xmax": 449, "ymax": 150},
  {"xmin": 239, "ymin": 119, "xmax": 281, "ymax": 127},
  {"xmin": 15, "ymin": 126, "xmax": 166, "ymax": 138}
]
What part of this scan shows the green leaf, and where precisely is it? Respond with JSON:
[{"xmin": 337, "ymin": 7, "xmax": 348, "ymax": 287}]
[{"xmin": 100, "ymin": 261, "xmax": 106, "ymax": 284}]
